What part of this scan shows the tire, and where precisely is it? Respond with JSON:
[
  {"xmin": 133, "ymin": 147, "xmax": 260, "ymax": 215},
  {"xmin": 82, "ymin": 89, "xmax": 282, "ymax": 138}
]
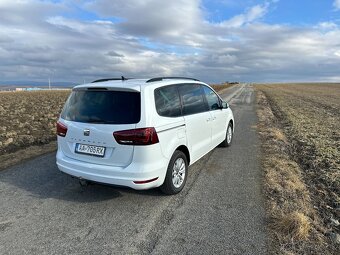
[
  {"xmin": 160, "ymin": 150, "xmax": 188, "ymax": 195},
  {"xmin": 219, "ymin": 122, "xmax": 233, "ymax": 147}
]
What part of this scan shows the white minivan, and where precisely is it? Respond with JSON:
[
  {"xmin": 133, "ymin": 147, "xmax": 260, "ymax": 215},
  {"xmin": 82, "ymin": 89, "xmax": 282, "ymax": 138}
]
[{"xmin": 56, "ymin": 77, "xmax": 234, "ymax": 194}]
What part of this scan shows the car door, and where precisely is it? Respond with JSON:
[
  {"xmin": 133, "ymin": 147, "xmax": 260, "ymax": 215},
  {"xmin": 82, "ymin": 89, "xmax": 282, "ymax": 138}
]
[
  {"xmin": 202, "ymin": 85, "xmax": 228, "ymax": 149},
  {"xmin": 178, "ymin": 84, "xmax": 212, "ymax": 163}
]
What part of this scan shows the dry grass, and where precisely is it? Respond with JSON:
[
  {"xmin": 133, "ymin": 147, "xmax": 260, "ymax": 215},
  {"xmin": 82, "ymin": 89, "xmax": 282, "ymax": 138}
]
[
  {"xmin": 256, "ymin": 84, "xmax": 339, "ymax": 254},
  {"xmin": 0, "ymin": 142, "xmax": 57, "ymax": 171},
  {"xmin": 0, "ymin": 90, "xmax": 70, "ymax": 168},
  {"xmin": 210, "ymin": 82, "xmax": 236, "ymax": 92},
  {"xmin": 273, "ymin": 211, "xmax": 311, "ymax": 241}
]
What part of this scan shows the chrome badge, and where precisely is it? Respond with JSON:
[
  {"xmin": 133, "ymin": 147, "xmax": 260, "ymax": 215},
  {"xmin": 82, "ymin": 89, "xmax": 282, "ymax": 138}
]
[{"xmin": 83, "ymin": 129, "xmax": 90, "ymax": 136}]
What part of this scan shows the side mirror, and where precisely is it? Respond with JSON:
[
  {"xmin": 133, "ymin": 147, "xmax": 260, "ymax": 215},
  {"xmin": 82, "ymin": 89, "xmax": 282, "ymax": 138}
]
[{"xmin": 221, "ymin": 102, "xmax": 229, "ymax": 109}]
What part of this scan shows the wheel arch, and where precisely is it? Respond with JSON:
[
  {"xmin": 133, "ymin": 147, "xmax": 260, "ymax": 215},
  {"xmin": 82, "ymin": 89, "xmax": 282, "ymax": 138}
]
[{"xmin": 175, "ymin": 145, "xmax": 190, "ymax": 166}]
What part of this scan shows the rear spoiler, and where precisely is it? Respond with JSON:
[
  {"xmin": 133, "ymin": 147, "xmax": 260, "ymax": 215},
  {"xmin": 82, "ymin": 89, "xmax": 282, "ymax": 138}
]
[
  {"xmin": 73, "ymin": 86, "xmax": 140, "ymax": 92},
  {"xmin": 91, "ymin": 76, "xmax": 130, "ymax": 83}
]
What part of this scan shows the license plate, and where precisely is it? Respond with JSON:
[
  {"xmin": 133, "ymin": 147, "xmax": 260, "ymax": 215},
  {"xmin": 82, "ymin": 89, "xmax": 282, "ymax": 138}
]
[{"xmin": 75, "ymin": 143, "xmax": 106, "ymax": 157}]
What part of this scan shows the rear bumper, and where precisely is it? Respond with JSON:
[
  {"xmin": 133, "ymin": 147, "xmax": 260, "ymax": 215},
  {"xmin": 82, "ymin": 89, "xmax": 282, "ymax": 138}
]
[{"xmin": 56, "ymin": 149, "xmax": 168, "ymax": 190}]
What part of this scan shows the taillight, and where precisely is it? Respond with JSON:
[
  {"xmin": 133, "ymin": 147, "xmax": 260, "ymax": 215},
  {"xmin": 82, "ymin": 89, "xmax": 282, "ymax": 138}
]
[
  {"xmin": 113, "ymin": 127, "xmax": 159, "ymax": 145},
  {"xmin": 57, "ymin": 121, "xmax": 68, "ymax": 137}
]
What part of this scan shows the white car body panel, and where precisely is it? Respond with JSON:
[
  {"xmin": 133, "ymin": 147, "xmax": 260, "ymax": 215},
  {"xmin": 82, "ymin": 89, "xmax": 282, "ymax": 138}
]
[
  {"xmin": 183, "ymin": 112, "xmax": 212, "ymax": 164},
  {"xmin": 58, "ymin": 120, "xmax": 135, "ymax": 167}
]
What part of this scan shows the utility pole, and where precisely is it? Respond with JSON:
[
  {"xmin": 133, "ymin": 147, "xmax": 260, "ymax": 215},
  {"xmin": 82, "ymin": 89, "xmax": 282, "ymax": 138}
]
[{"xmin": 49, "ymin": 77, "xmax": 51, "ymax": 90}]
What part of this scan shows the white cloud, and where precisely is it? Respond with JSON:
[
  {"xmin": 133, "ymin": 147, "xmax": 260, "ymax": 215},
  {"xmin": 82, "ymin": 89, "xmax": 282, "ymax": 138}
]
[
  {"xmin": 85, "ymin": 0, "xmax": 204, "ymax": 41},
  {"xmin": 0, "ymin": 0, "xmax": 340, "ymax": 83},
  {"xmin": 219, "ymin": 4, "xmax": 269, "ymax": 28},
  {"xmin": 317, "ymin": 22, "xmax": 338, "ymax": 30},
  {"xmin": 334, "ymin": 0, "xmax": 340, "ymax": 10}
]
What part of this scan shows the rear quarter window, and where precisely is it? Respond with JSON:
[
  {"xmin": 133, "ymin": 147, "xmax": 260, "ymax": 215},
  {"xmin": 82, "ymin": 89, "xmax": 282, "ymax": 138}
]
[
  {"xmin": 61, "ymin": 90, "xmax": 141, "ymax": 124},
  {"xmin": 154, "ymin": 85, "xmax": 182, "ymax": 117}
]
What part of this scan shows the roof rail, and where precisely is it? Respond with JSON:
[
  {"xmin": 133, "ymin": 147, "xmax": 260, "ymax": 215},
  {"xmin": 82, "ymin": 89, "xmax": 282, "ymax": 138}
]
[
  {"xmin": 92, "ymin": 76, "xmax": 129, "ymax": 83},
  {"xmin": 146, "ymin": 77, "xmax": 200, "ymax": 83}
]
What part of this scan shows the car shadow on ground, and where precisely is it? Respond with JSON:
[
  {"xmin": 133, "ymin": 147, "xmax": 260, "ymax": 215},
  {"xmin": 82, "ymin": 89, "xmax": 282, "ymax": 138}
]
[{"xmin": 0, "ymin": 153, "xmax": 164, "ymax": 203}]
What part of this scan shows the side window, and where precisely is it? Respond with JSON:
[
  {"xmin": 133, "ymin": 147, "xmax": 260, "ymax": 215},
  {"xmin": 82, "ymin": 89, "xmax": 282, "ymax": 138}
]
[
  {"xmin": 154, "ymin": 85, "xmax": 181, "ymax": 117},
  {"xmin": 178, "ymin": 84, "xmax": 208, "ymax": 115},
  {"xmin": 202, "ymin": 86, "xmax": 221, "ymax": 111}
]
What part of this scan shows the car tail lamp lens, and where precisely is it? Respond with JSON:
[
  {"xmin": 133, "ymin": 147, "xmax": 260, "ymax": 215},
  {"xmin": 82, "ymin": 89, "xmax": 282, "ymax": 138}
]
[
  {"xmin": 57, "ymin": 121, "xmax": 68, "ymax": 137},
  {"xmin": 113, "ymin": 127, "xmax": 159, "ymax": 145}
]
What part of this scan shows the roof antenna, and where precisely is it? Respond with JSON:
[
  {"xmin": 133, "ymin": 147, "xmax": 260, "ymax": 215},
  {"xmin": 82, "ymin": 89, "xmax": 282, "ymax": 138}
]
[{"xmin": 121, "ymin": 76, "xmax": 126, "ymax": 81}]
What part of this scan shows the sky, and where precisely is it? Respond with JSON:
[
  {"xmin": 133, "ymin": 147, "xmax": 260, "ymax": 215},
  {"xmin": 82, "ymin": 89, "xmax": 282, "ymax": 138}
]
[{"xmin": 1, "ymin": 0, "xmax": 340, "ymax": 84}]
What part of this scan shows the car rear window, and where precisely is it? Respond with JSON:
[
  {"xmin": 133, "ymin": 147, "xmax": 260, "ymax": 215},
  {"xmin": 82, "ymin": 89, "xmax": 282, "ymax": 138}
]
[{"xmin": 61, "ymin": 90, "xmax": 141, "ymax": 124}]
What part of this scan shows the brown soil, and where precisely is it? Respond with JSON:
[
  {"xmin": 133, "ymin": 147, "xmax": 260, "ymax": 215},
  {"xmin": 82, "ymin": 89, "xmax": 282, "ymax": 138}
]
[
  {"xmin": 0, "ymin": 90, "xmax": 70, "ymax": 170},
  {"xmin": 0, "ymin": 90, "xmax": 70, "ymax": 156}
]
